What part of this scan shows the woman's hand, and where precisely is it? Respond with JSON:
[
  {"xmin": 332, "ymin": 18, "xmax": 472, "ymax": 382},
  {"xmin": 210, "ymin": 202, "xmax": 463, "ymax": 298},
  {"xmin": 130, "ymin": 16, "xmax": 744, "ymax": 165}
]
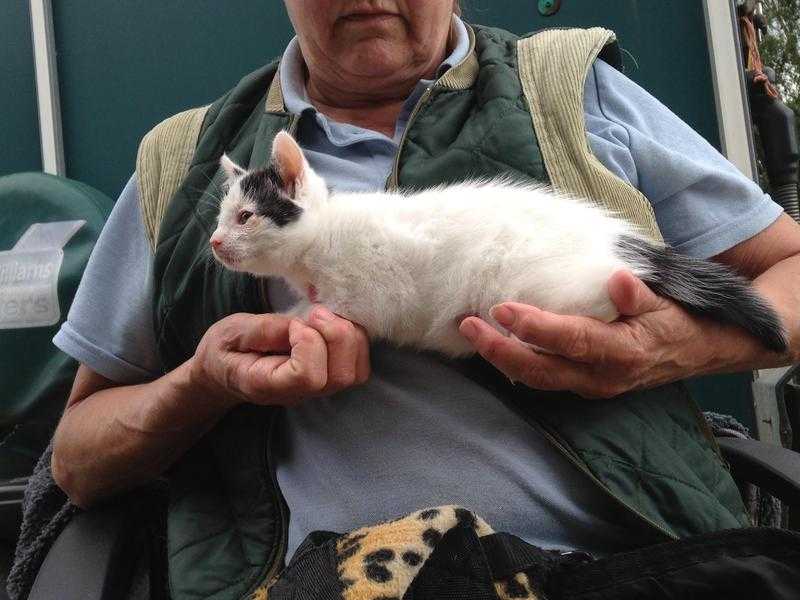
[
  {"xmin": 458, "ymin": 270, "xmax": 723, "ymax": 399},
  {"xmin": 190, "ymin": 306, "xmax": 370, "ymax": 407}
]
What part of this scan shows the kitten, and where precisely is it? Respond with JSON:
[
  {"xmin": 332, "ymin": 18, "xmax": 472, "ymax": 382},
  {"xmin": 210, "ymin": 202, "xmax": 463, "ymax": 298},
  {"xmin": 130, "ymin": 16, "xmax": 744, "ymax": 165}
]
[{"xmin": 209, "ymin": 131, "xmax": 787, "ymax": 358}]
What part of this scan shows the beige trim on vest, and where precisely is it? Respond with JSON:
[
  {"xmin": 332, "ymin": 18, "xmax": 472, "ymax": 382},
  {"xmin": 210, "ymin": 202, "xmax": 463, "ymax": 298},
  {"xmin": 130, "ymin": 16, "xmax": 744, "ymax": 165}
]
[
  {"xmin": 517, "ymin": 28, "xmax": 664, "ymax": 242},
  {"xmin": 136, "ymin": 106, "xmax": 209, "ymax": 250},
  {"xmin": 438, "ymin": 24, "xmax": 479, "ymax": 90},
  {"xmin": 265, "ymin": 71, "xmax": 285, "ymax": 113}
]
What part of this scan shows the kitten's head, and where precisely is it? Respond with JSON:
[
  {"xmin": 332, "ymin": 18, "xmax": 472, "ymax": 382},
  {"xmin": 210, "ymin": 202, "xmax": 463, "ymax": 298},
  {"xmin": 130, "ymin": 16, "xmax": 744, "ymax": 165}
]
[{"xmin": 210, "ymin": 131, "xmax": 328, "ymax": 275}]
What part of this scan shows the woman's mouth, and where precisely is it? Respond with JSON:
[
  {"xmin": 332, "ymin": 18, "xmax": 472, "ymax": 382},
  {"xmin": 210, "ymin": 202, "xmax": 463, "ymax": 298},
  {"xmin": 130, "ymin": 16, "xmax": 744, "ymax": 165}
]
[{"xmin": 340, "ymin": 11, "xmax": 399, "ymax": 24}]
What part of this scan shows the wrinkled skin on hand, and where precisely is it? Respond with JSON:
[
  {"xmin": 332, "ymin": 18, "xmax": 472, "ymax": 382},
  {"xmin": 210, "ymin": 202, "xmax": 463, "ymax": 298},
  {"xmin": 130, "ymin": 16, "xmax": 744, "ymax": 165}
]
[
  {"xmin": 459, "ymin": 270, "xmax": 741, "ymax": 399},
  {"xmin": 191, "ymin": 305, "xmax": 370, "ymax": 407}
]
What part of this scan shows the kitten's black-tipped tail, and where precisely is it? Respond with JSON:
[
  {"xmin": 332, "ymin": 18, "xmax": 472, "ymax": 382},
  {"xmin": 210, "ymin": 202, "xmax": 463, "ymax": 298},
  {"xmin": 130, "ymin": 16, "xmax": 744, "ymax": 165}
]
[{"xmin": 617, "ymin": 235, "xmax": 788, "ymax": 353}]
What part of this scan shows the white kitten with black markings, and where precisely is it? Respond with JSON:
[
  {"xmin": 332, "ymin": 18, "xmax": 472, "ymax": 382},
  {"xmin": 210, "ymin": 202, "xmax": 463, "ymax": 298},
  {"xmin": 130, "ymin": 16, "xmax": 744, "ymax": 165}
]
[{"xmin": 210, "ymin": 131, "xmax": 787, "ymax": 357}]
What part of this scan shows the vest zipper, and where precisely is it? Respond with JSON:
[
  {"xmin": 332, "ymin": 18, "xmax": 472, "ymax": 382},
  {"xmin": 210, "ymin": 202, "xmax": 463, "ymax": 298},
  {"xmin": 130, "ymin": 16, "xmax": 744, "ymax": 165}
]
[
  {"xmin": 507, "ymin": 400, "xmax": 678, "ymax": 542},
  {"xmin": 242, "ymin": 410, "xmax": 289, "ymax": 600},
  {"xmin": 264, "ymin": 411, "xmax": 290, "ymax": 589},
  {"xmin": 287, "ymin": 114, "xmax": 300, "ymax": 136},
  {"xmin": 387, "ymin": 86, "xmax": 434, "ymax": 190}
]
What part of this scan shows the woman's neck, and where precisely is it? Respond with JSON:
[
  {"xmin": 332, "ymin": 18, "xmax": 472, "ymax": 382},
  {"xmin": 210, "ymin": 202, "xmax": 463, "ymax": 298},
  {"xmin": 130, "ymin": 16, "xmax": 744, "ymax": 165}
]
[
  {"xmin": 303, "ymin": 48, "xmax": 447, "ymax": 139},
  {"xmin": 306, "ymin": 84, "xmax": 409, "ymax": 138}
]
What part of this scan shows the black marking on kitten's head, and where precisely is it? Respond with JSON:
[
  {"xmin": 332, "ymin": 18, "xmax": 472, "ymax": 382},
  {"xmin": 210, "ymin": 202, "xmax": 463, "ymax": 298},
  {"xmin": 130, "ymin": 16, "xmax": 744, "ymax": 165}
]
[{"xmin": 239, "ymin": 165, "xmax": 302, "ymax": 227}]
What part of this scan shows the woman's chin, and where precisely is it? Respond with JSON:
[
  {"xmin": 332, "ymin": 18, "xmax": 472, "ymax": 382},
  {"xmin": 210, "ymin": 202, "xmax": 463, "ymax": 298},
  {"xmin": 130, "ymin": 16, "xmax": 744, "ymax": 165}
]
[{"xmin": 339, "ymin": 42, "xmax": 415, "ymax": 78}]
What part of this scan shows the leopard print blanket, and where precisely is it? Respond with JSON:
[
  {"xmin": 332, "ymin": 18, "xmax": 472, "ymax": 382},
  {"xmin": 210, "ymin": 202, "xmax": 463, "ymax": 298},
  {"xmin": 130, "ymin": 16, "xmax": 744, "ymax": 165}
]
[{"xmin": 254, "ymin": 505, "xmax": 541, "ymax": 600}]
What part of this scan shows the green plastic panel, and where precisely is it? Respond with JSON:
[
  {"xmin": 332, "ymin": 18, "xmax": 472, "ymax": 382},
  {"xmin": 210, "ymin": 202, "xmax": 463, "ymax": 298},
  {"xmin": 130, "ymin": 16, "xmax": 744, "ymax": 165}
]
[
  {"xmin": 53, "ymin": 1, "xmax": 293, "ymax": 199},
  {"xmin": 0, "ymin": 2, "xmax": 42, "ymax": 176},
  {"xmin": 462, "ymin": 0, "xmax": 721, "ymax": 149}
]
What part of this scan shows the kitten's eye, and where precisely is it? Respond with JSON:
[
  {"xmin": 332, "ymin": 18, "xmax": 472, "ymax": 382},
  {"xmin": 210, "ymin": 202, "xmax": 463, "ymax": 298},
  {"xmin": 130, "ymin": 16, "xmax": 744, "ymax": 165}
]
[{"xmin": 237, "ymin": 210, "xmax": 253, "ymax": 225}]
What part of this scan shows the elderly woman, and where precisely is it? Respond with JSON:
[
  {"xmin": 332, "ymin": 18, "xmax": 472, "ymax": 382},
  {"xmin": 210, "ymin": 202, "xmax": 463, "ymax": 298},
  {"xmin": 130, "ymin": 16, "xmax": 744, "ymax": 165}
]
[{"xmin": 48, "ymin": 0, "xmax": 800, "ymax": 597}]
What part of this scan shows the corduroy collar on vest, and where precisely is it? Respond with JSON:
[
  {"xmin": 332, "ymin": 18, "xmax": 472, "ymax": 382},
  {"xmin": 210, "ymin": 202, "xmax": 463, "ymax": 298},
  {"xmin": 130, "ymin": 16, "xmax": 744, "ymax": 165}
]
[{"xmin": 265, "ymin": 21, "xmax": 480, "ymax": 113}]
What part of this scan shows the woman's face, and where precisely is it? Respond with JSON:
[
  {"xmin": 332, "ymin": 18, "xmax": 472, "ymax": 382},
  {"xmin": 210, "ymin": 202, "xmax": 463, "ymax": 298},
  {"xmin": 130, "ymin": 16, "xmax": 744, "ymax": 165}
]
[{"xmin": 284, "ymin": 0, "xmax": 454, "ymax": 85}]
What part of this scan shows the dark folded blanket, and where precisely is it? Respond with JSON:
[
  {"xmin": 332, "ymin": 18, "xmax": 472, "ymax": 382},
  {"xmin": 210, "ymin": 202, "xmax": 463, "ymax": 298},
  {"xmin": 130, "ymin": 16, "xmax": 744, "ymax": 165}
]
[{"xmin": 6, "ymin": 443, "xmax": 77, "ymax": 600}]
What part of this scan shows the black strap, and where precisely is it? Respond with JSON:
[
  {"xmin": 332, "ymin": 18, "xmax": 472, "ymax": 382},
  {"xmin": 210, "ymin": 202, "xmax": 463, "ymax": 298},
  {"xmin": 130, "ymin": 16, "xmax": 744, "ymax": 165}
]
[
  {"xmin": 553, "ymin": 527, "xmax": 800, "ymax": 600},
  {"xmin": 480, "ymin": 533, "xmax": 562, "ymax": 581},
  {"xmin": 268, "ymin": 531, "xmax": 341, "ymax": 600}
]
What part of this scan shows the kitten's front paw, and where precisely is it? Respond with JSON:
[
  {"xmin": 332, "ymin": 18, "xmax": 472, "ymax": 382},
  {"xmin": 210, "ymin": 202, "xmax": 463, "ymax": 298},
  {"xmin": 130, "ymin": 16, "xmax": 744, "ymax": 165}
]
[{"xmin": 283, "ymin": 300, "xmax": 313, "ymax": 320}]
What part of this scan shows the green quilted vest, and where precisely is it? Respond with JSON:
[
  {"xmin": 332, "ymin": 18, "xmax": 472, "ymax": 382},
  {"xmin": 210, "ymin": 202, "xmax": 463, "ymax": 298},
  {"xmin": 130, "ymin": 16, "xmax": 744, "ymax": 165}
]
[{"xmin": 149, "ymin": 25, "xmax": 749, "ymax": 600}]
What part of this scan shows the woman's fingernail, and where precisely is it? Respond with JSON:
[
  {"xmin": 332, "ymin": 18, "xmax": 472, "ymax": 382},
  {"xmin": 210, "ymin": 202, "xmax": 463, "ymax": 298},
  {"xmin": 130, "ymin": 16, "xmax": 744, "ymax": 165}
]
[
  {"xmin": 490, "ymin": 305, "xmax": 514, "ymax": 327},
  {"xmin": 460, "ymin": 319, "xmax": 478, "ymax": 341},
  {"xmin": 313, "ymin": 306, "xmax": 335, "ymax": 321}
]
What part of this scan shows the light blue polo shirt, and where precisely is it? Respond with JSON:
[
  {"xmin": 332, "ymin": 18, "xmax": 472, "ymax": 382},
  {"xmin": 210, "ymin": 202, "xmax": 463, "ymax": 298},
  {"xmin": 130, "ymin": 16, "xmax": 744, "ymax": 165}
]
[{"xmin": 54, "ymin": 16, "xmax": 782, "ymax": 560}]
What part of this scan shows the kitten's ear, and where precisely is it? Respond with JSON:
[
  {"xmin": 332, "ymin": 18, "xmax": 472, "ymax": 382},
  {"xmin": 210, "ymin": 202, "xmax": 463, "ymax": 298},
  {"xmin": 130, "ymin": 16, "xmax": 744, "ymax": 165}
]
[
  {"xmin": 220, "ymin": 154, "xmax": 245, "ymax": 181},
  {"xmin": 271, "ymin": 131, "xmax": 306, "ymax": 194}
]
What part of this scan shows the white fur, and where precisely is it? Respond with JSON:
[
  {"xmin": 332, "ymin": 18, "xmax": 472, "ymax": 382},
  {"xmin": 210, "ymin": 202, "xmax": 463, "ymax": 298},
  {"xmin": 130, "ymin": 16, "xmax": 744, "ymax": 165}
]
[{"xmin": 211, "ymin": 144, "xmax": 654, "ymax": 357}]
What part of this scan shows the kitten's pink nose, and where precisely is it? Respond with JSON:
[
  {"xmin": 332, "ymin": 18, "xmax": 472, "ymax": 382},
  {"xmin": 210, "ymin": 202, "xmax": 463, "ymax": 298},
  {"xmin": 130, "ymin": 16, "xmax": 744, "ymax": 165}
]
[{"xmin": 210, "ymin": 237, "xmax": 222, "ymax": 250}]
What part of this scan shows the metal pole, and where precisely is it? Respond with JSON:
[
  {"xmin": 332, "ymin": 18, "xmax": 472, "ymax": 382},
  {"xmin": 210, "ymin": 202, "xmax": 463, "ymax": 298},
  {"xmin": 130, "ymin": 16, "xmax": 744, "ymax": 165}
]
[
  {"xmin": 702, "ymin": 0, "xmax": 758, "ymax": 181},
  {"xmin": 29, "ymin": 0, "xmax": 65, "ymax": 176}
]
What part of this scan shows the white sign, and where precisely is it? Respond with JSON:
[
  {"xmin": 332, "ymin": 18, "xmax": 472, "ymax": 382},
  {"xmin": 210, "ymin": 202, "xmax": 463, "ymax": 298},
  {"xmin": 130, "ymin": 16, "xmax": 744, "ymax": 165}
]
[{"xmin": 0, "ymin": 220, "xmax": 84, "ymax": 330}]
